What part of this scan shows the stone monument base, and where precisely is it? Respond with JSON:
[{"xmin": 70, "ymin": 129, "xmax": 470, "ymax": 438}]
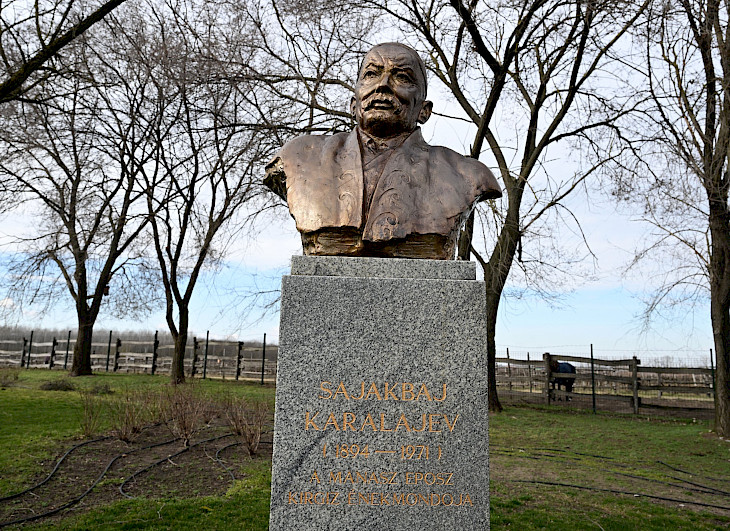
[{"xmin": 269, "ymin": 256, "xmax": 490, "ymax": 530}]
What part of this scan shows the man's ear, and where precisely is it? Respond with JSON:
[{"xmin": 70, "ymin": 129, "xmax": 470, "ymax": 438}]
[
  {"xmin": 418, "ymin": 100, "xmax": 433, "ymax": 124},
  {"xmin": 350, "ymin": 96, "xmax": 357, "ymax": 120}
]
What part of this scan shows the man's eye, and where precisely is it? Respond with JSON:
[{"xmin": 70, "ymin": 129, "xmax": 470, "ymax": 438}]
[
  {"xmin": 395, "ymin": 73, "xmax": 413, "ymax": 83},
  {"xmin": 363, "ymin": 71, "xmax": 378, "ymax": 78}
]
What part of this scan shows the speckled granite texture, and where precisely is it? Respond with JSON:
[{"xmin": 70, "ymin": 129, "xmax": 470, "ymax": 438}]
[
  {"xmin": 269, "ymin": 256, "xmax": 489, "ymax": 531},
  {"xmin": 290, "ymin": 255, "xmax": 476, "ymax": 280}
]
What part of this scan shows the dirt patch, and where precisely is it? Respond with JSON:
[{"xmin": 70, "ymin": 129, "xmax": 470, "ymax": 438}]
[{"xmin": 0, "ymin": 419, "xmax": 272, "ymax": 528}]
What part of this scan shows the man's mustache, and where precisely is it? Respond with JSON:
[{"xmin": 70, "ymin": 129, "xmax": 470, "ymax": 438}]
[{"xmin": 362, "ymin": 93, "xmax": 403, "ymax": 113}]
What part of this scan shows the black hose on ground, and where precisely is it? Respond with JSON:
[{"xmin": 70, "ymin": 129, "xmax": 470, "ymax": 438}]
[
  {"xmin": 508, "ymin": 479, "xmax": 730, "ymax": 511},
  {"xmin": 0, "ymin": 436, "xmax": 110, "ymax": 502},
  {"xmin": 0, "ymin": 437, "xmax": 180, "ymax": 528},
  {"xmin": 119, "ymin": 433, "xmax": 234, "ymax": 499}
]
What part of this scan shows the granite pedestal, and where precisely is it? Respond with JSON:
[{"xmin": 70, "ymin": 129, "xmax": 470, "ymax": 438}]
[{"xmin": 269, "ymin": 256, "xmax": 489, "ymax": 530}]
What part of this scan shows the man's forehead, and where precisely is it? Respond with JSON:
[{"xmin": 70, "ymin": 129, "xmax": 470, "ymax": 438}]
[{"xmin": 361, "ymin": 46, "xmax": 420, "ymax": 72}]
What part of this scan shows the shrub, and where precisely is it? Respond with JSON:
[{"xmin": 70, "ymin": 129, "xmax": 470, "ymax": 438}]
[
  {"xmin": 79, "ymin": 390, "xmax": 104, "ymax": 438},
  {"xmin": 160, "ymin": 383, "xmax": 208, "ymax": 447},
  {"xmin": 40, "ymin": 379, "xmax": 75, "ymax": 391},
  {"xmin": 223, "ymin": 394, "xmax": 272, "ymax": 456},
  {"xmin": 109, "ymin": 391, "xmax": 146, "ymax": 442},
  {"xmin": 0, "ymin": 367, "xmax": 20, "ymax": 388}
]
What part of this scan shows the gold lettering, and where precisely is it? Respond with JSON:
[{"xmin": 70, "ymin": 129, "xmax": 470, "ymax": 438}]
[
  {"xmin": 351, "ymin": 382, "xmax": 365, "ymax": 400},
  {"xmin": 412, "ymin": 413, "xmax": 427, "ymax": 432},
  {"xmin": 329, "ymin": 471, "xmax": 342, "ymax": 483},
  {"xmin": 379, "ymin": 412, "xmax": 393, "ymax": 432},
  {"xmin": 319, "ymin": 381, "xmax": 333, "ymax": 399},
  {"xmin": 463, "ymin": 493, "xmax": 473, "ymax": 506},
  {"xmin": 333, "ymin": 382, "xmax": 350, "ymax": 400},
  {"xmin": 304, "ymin": 492, "xmax": 314, "ymax": 504},
  {"xmin": 342, "ymin": 412, "xmax": 356, "ymax": 431},
  {"xmin": 305, "ymin": 411, "xmax": 320, "ymax": 431},
  {"xmin": 443, "ymin": 413, "xmax": 460, "ymax": 432},
  {"xmin": 309, "ymin": 471, "xmax": 320, "ymax": 483},
  {"xmin": 445, "ymin": 473, "xmax": 454, "ymax": 485},
  {"xmin": 393, "ymin": 493, "xmax": 404, "ymax": 505},
  {"xmin": 433, "ymin": 383, "xmax": 447, "ymax": 402},
  {"xmin": 365, "ymin": 383, "xmax": 382, "ymax": 400},
  {"xmin": 360, "ymin": 413, "xmax": 378, "ymax": 431},
  {"xmin": 288, "ymin": 492, "xmax": 299, "ymax": 504},
  {"xmin": 383, "ymin": 382, "xmax": 399, "ymax": 400},
  {"xmin": 428, "ymin": 413, "xmax": 442, "ymax": 432},
  {"xmin": 401, "ymin": 382, "xmax": 415, "ymax": 400},
  {"xmin": 323, "ymin": 412, "xmax": 340, "ymax": 430},
  {"xmin": 348, "ymin": 491, "xmax": 357, "ymax": 504},
  {"xmin": 330, "ymin": 492, "xmax": 341, "ymax": 505},
  {"xmin": 415, "ymin": 383, "xmax": 432, "ymax": 401},
  {"xmin": 395, "ymin": 414, "xmax": 411, "ymax": 432}
]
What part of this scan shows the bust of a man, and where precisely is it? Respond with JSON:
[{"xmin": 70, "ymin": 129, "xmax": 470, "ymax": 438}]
[{"xmin": 265, "ymin": 42, "xmax": 502, "ymax": 260}]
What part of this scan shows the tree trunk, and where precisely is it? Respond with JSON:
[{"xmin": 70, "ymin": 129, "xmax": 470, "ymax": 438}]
[
  {"xmin": 485, "ymin": 287, "xmax": 502, "ymax": 412},
  {"xmin": 170, "ymin": 309, "xmax": 189, "ymax": 385},
  {"xmin": 709, "ymin": 202, "xmax": 730, "ymax": 437},
  {"xmin": 70, "ymin": 316, "xmax": 94, "ymax": 376}
]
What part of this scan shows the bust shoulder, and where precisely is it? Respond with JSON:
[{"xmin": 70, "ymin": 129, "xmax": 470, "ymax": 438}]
[
  {"xmin": 426, "ymin": 145, "xmax": 502, "ymax": 201},
  {"xmin": 278, "ymin": 132, "xmax": 351, "ymax": 162}
]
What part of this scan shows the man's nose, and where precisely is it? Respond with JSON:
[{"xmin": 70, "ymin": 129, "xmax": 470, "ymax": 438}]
[{"xmin": 374, "ymin": 73, "xmax": 395, "ymax": 93}]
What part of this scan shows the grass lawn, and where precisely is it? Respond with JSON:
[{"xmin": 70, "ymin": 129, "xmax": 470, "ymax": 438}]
[{"xmin": 1, "ymin": 369, "xmax": 729, "ymax": 530}]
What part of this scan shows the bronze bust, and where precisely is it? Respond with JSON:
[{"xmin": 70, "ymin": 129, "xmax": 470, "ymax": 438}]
[{"xmin": 264, "ymin": 43, "xmax": 502, "ymax": 260}]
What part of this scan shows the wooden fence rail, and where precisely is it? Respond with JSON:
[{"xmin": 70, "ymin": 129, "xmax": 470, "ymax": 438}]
[
  {"xmin": 495, "ymin": 351, "xmax": 715, "ymax": 417},
  {"xmin": 0, "ymin": 330, "xmax": 277, "ymax": 383}
]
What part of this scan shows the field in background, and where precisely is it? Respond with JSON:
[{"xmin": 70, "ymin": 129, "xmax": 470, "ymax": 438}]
[{"xmin": 1, "ymin": 369, "xmax": 729, "ymax": 530}]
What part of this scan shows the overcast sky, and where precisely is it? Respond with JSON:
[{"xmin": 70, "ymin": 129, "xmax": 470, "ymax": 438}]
[{"xmin": 0, "ymin": 78, "xmax": 715, "ymax": 366}]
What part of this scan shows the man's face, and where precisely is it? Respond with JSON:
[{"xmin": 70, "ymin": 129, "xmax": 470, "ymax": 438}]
[{"xmin": 351, "ymin": 44, "xmax": 432, "ymax": 139}]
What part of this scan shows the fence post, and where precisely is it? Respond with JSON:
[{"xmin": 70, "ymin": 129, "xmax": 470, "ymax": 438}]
[
  {"xmin": 236, "ymin": 341, "xmax": 243, "ymax": 380},
  {"xmin": 506, "ymin": 347, "xmax": 512, "ymax": 392},
  {"xmin": 114, "ymin": 338, "xmax": 122, "ymax": 372},
  {"xmin": 261, "ymin": 333, "xmax": 267, "ymax": 385},
  {"xmin": 527, "ymin": 352, "xmax": 532, "ymax": 393},
  {"xmin": 543, "ymin": 352, "xmax": 552, "ymax": 405},
  {"xmin": 20, "ymin": 337, "xmax": 27, "ymax": 368},
  {"xmin": 49, "ymin": 337, "xmax": 58, "ymax": 369},
  {"xmin": 590, "ymin": 344, "xmax": 596, "ymax": 414},
  {"xmin": 631, "ymin": 356, "xmax": 640, "ymax": 415},
  {"xmin": 203, "ymin": 331, "xmax": 209, "ymax": 379},
  {"xmin": 151, "ymin": 331, "xmax": 159, "ymax": 375},
  {"xmin": 105, "ymin": 330, "xmax": 112, "ymax": 372},
  {"xmin": 191, "ymin": 337, "xmax": 199, "ymax": 378},
  {"xmin": 27, "ymin": 331, "xmax": 34, "ymax": 368},
  {"xmin": 64, "ymin": 331, "xmax": 71, "ymax": 370},
  {"xmin": 710, "ymin": 349, "xmax": 716, "ymax": 404}
]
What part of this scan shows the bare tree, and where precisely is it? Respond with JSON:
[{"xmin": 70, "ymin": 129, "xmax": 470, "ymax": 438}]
[
  {"xmin": 611, "ymin": 0, "xmax": 730, "ymax": 436},
  {"xmin": 351, "ymin": 0, "xmax": 649, "ymax": 411},
  {"xmin": 0, "ymin": 0, "xmax": 130, "ymax": 103},
  {"xmin": 107, "ymin": 0, "xmax": 282, "ymax": 384},
  {"xmin": 0, "ymin": 26, "xmax": 159, "ymax": 375}
]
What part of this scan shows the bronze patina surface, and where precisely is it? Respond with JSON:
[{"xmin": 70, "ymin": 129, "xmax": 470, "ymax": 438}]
[{"xmin": 264, "ymin": 43, "xmax": 502, "ymax": 260}]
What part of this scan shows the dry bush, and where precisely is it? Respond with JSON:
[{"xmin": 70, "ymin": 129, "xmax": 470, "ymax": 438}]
[
  {"xmin": 223, "ymin": 394, "xmax": 272, "ymax": 456},
  {"xmin": 160, "ymin": 383, "xmax": 209, "ymax": 447},
  {"xmin": 79, "ymin": 390, "xmax": 104, "ymax": 438},
  {"xmin": 109, "ymin": 391, "xmax": 147, "ymax": 442},
  {"xmin": 0, "ymin": 367, "xmax": 20, "ymax": 388},
  {"xmin": 40, "ymin": 379, "xmax": 75, "ymax": 391}
]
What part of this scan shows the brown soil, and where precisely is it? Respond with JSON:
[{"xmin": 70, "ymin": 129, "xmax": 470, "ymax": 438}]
[{"xmin": 0, "ymin": 419, "xmax": 273, "ymax": 528}]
